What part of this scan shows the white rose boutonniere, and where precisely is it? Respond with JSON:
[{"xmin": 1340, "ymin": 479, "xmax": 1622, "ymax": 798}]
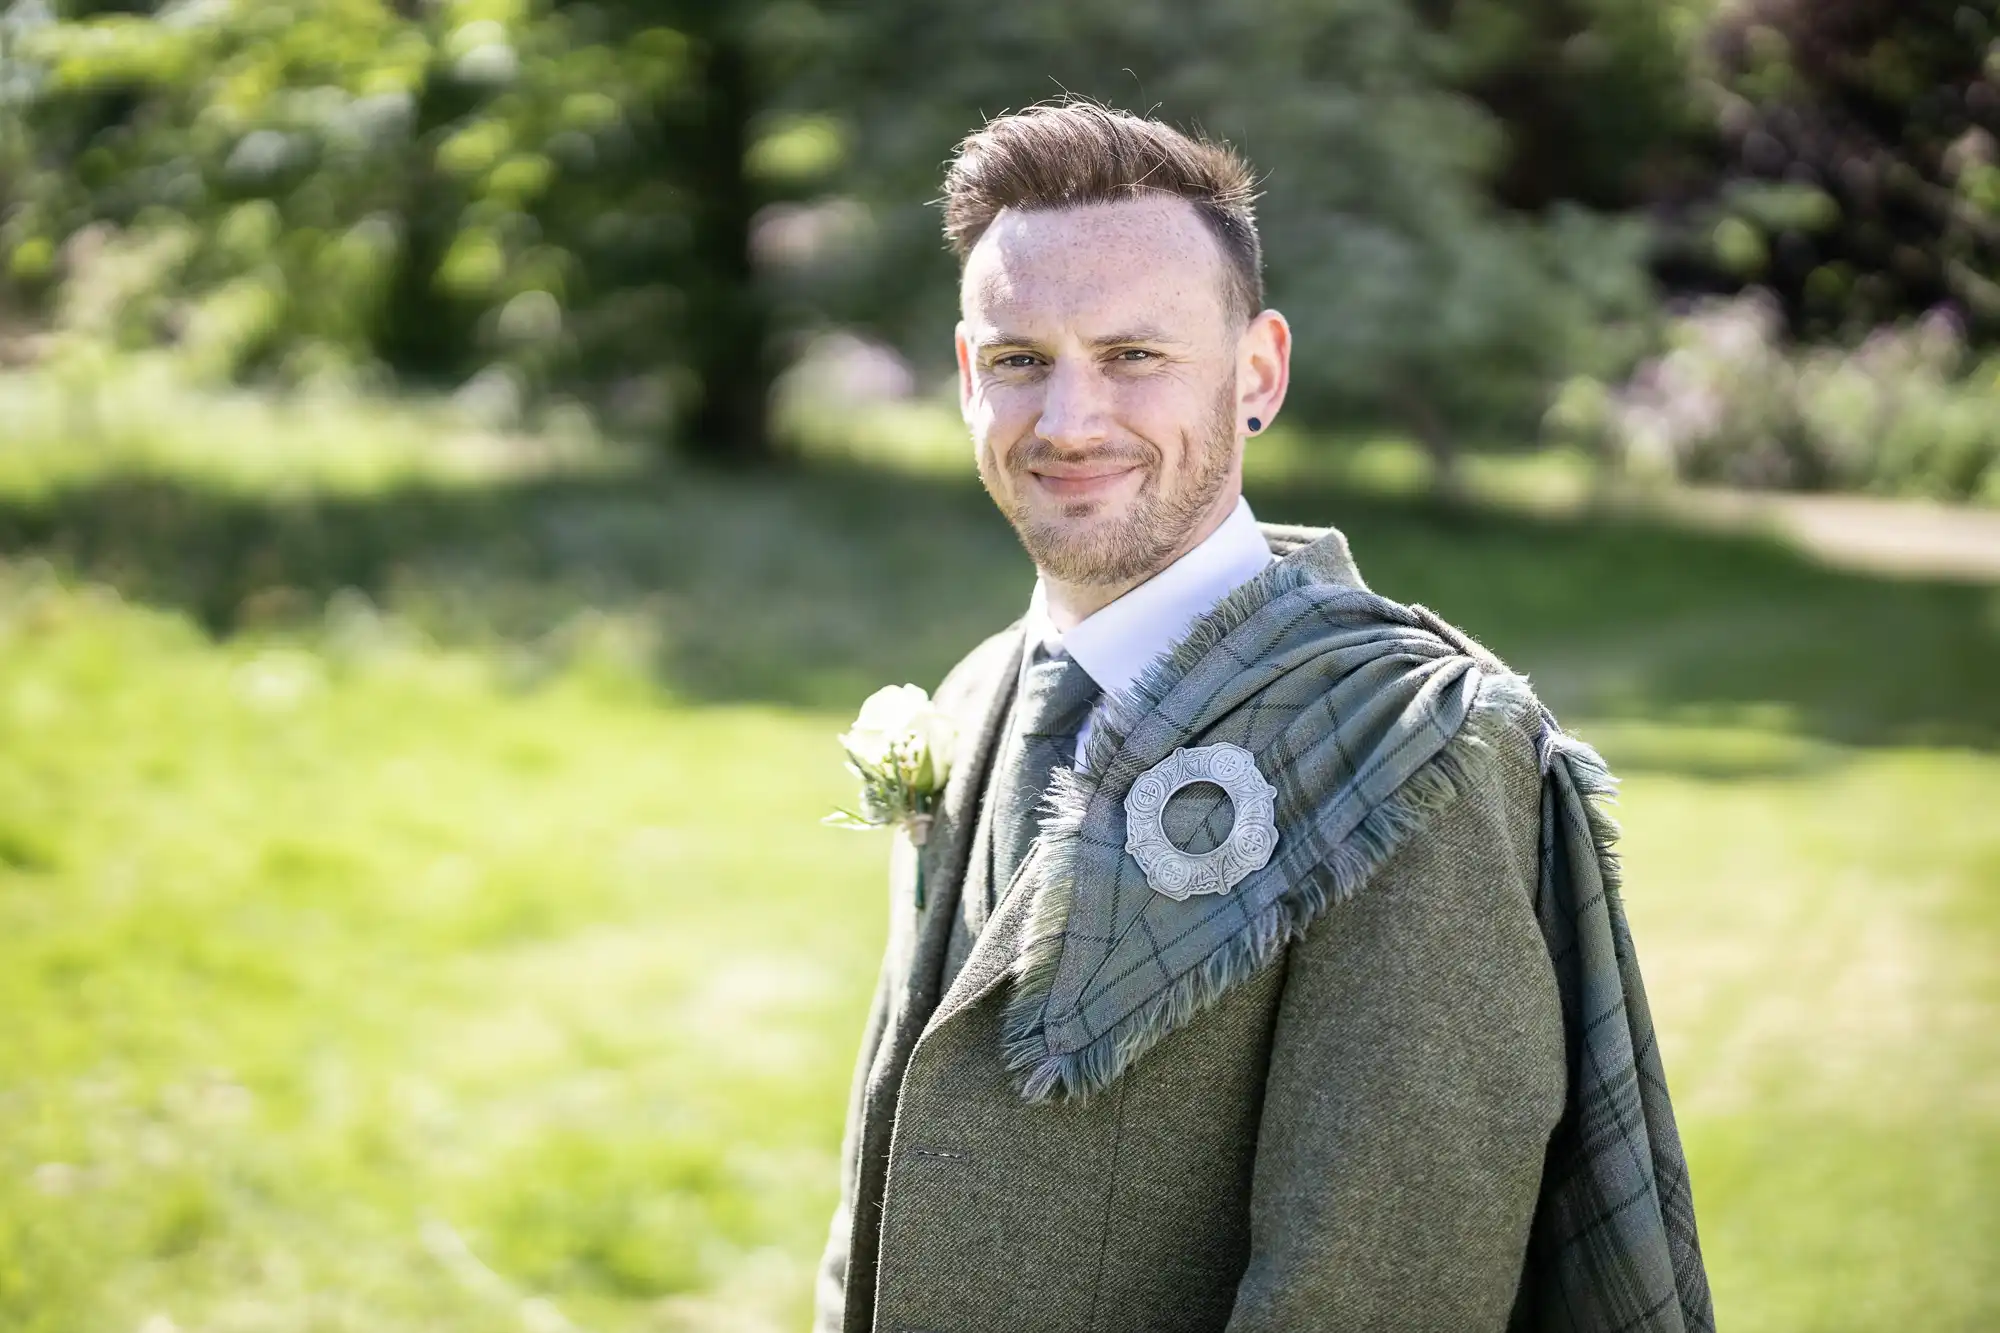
[{"xmin": 825, "ymin": 684, "xmax": 958, "ymax": 906}]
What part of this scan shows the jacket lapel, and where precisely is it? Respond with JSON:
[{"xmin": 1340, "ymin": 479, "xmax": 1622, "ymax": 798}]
[
  {"xmin": 922, "ymin": 829, "xmax": 1044, "ymax": 1033},
  {"xmin": 885, "ymin": 626, "xmax": 1021, "ymax": 1035}
]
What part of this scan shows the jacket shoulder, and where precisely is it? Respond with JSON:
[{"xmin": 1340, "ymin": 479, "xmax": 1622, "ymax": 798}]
[
  {"xmin": 1284, "ymin": 619, "xmax": 1556, "ymax": 1003},
  {"xmin": 1293, "ymin": 590, "xmax": 1553, "ymax": 903},
  {"xmin": 1383, "ymin": 596, "xmax": 1551, "ymax": 788}
]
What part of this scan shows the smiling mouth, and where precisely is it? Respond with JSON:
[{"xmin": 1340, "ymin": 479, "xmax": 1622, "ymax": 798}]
[{"xmin": 1028, "ymin": 464, "xmax": 1141, "ymax": 500}]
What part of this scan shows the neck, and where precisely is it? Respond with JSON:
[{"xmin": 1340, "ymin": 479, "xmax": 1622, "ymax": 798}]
[{"xmin": 1040, "ymin": 485, "xmax": 1243, "ymax": 633}]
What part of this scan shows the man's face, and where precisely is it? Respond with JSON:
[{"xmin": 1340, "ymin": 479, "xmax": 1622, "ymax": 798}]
[{"xmin": 955, "ymin": 195, "xmax": 1256, "ymax": 590}]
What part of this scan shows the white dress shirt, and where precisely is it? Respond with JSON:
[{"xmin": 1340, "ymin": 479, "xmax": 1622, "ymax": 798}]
[{"xmin": 1020, "ymin": 495, "xmax": 1276, "ymax": 763}]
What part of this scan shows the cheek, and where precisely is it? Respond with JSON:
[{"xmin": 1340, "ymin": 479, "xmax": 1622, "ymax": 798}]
[
  {"xmin": 1116, "ymin": 378, "xmax": 1204, "ymax": 456},
  {"xmin": 970, "ymin": 381, "xmax": 1039, "ymax": 447}
]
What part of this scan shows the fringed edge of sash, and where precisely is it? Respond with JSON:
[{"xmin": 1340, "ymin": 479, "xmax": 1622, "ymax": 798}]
[
  {"xmin": 1537, "ymin": 721, "xmax": 1626, "ymax": 894},
  {"xmin": 1001, "ymin": 661, "xmax": 1546, "ymax": 1104}
]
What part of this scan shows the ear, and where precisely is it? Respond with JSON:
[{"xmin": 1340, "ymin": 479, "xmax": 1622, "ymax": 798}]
[
  {"xmin": 1235, "ymin": 309, "xmax": 1292, "ymax": 436},
  {"xmin": 954, "ymin": 320, "xmax": 976, "ymax": 423}
]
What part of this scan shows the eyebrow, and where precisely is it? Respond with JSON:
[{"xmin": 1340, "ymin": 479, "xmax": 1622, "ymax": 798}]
[
  {"xmin": 1088, "ymin": 327, "xmax": 1187, "ymax": 348},
  {"xmin": 975, "ymin": 326, "xmax": 1189, "ymax": 350}
]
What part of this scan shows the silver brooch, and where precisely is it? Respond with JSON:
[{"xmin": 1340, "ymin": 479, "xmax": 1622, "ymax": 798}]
[{"xmin": 1124, "ymin": 743, "xmax": 1279, "ymax": 901}]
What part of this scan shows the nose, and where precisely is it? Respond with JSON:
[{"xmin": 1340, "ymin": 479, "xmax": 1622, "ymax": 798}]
[{"xmin": 1033, "ymin": 359, "xmax": 1113, "ymax": 452}]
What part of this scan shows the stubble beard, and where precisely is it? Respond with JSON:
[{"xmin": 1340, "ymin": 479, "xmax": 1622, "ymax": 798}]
[{"xmin": 987, "ymin": 383, "xmax": 1239, "ymax": 589}]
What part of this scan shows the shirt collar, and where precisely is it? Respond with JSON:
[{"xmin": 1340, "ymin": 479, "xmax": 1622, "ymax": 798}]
[{"xmin": 1022, "ymin": 495, "xmax": 1275, "ymax": 699}]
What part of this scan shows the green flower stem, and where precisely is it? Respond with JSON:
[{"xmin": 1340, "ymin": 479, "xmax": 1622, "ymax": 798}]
[{"xmin": 908, "ymin": 812, "xmax": 934, "ymax": 909}]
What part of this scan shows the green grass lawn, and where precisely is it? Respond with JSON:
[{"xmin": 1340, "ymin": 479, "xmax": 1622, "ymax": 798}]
[
  {"xmin": 0, "ymin": 581, "xmax": 881, "ymax": 1331},
  {"xmin": 2, "ymin": 375, "xmax": 1997, "ymax": 1330}
]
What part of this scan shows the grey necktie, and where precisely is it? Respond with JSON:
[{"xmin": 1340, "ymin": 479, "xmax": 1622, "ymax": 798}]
[{"xmin": 988, "ymin": 648, "xmax": 1101, "ymax": 912}]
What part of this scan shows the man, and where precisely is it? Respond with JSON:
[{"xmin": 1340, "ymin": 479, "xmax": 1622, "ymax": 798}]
[{"xmin": 815, "ymin": 101, "xmax": 1711, "ymax": 1333}]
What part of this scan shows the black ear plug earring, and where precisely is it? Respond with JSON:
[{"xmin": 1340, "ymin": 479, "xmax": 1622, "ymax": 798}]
[{"xmin": 1247, "ymin": 417, "xmax": 1262, "ymax": 433}]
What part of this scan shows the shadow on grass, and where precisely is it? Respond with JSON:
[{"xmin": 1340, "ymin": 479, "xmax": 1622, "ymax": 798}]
[{"xmin": 0, "ymin": 455, "xmax": 1994, "ymax": 753}]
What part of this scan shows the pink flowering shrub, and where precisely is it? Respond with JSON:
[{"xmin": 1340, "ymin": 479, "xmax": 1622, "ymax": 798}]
[{"xmin": 1548, "ymin": 290, "xmax": 2000, "ymax": 503}]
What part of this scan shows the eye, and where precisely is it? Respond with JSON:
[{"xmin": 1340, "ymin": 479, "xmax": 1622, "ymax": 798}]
[
  {"xmin": 1115, "ymin": 348, "xmax": 1156, "ymax": 362},
  {"xmin": 995, "ymin": 353, "xmax": 1041, "ymax": 369}
]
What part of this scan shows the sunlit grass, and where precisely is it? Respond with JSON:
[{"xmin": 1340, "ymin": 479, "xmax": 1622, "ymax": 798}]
[
  {"xmin": 1, "ymin": 372, "xmax": 1996, "ymax": 1330},
  {"xmin": 0, "ymin": 362, "xmax": 627, "ymax": 498},
  {"xmin": 1607, "ymin": 735, "xmax": 2000, "ymax": 1331},
  {"xmin": 0, "ymin": 567, "xmax": 881, "ymax": 1331}
]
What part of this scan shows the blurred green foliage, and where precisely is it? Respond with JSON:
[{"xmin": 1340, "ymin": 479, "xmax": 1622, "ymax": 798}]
[
  {"xmin": 1549, "ymin": 291, "xmax": 2000, "ymax": 501},
  {"xmin": 2, "ymin": 0, "xmax": 840, "ymax": 458},
  {"xmin": 1664, "ymin": 0, "xmax": 2000, "ymax": 341},
  {"xmin": 1422, "ymin": 0, "xmax": 1703, "ymax": 212},
  {"xmin": 0, "ymin": 0, "xmax": 1687, "ymax": 464}
]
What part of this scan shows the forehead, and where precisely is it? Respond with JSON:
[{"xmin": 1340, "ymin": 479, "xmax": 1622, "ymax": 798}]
[{"xmin": 959, "ymin": 194, "xmax": 1231, "ymax": 334}]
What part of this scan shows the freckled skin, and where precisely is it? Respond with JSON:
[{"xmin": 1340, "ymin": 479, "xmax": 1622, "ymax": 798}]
[{"xmin": 955, "ymin": 194, "xmax": 1292, "ymax": 629}]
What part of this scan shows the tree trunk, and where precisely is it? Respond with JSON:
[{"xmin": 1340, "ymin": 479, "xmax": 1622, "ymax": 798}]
[{"xmin": 681, "ymin": 32, "xmax": 771, "ymax": 466}]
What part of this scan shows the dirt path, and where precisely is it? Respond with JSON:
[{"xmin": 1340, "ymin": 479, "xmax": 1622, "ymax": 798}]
[{"xmin": 1663, "ymin": 487, "xmax": 2000, "ymax": 582}]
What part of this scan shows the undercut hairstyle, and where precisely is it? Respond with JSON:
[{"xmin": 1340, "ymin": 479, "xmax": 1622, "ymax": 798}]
[{"xmin": 940, "ymin": 101, "xmax": 1265, "ymax": 324}]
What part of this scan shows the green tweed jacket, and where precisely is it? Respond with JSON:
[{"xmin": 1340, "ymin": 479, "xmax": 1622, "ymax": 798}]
[{"xmin": 813, "ymin": 523, "xmax": 1709, "ymax": 1333}]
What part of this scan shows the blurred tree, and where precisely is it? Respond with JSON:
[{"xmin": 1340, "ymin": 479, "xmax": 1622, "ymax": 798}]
[
  {"xmin": 5, "ymin": 0, "xmax": 433, "ymax": 377},
  {"xmin": 821, "ymin": 0, "xmax": 1661, "ymax": 475},
  {"xmin": 1416, "ymin": 0, "xmax": 1701, "ymax": 211},
  {"xmin": 369, "ymin": 0, "xmax": 841, "ymax": 463},
  {"xmin": 1, "ymin": 0, "xmax": 841, "ymax": 461},
  {"xmin": 1662, "ymin": 0, "xmax": 2000, "ymax": 342},
  {"xmin": 497, "ymin": 0, "xmax": 837, "ymax": 464}
]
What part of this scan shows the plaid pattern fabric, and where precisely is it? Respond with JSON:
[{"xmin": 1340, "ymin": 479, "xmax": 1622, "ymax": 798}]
[
  {"xmin": 1009, "ymin": 575, "xmax": 1489, "ymax": 1076},
  {"xmin": 997, "ymin": 562, "xmax": 1713, "ymax": 1332},
  {"xmin": 1508, "ymin": 730, "xmax": 1716, "ymax": 1333}
]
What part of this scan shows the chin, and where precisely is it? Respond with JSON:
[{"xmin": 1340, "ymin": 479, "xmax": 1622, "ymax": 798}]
[
  {"xmin": 1021, "ymin": 512, "xmax": 1172, "ymax": 587},
  {"xmin": 1032, "ymin": 504, "xmax": 1126, "ymax": 551},
  {"xmin": 1057, "ymin": 496, "xmax": 1119, "ymax": 521}
]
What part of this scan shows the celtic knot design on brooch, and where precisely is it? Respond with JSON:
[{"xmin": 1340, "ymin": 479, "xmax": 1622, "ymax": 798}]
[{"xmin": 1124, "ymin": 742, "xmax": 1280, "ymax": 901}]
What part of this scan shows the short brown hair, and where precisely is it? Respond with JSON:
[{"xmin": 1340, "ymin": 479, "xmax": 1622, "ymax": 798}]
[{"xmin": 940, "ymin": 101, "xmax": 1264, "ymax": 323}]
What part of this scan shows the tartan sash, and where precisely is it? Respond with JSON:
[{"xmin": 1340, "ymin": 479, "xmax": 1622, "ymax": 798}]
[{"xmin": 996, "ymin": 538, "xmax": 1714, "ymax": 1333}]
